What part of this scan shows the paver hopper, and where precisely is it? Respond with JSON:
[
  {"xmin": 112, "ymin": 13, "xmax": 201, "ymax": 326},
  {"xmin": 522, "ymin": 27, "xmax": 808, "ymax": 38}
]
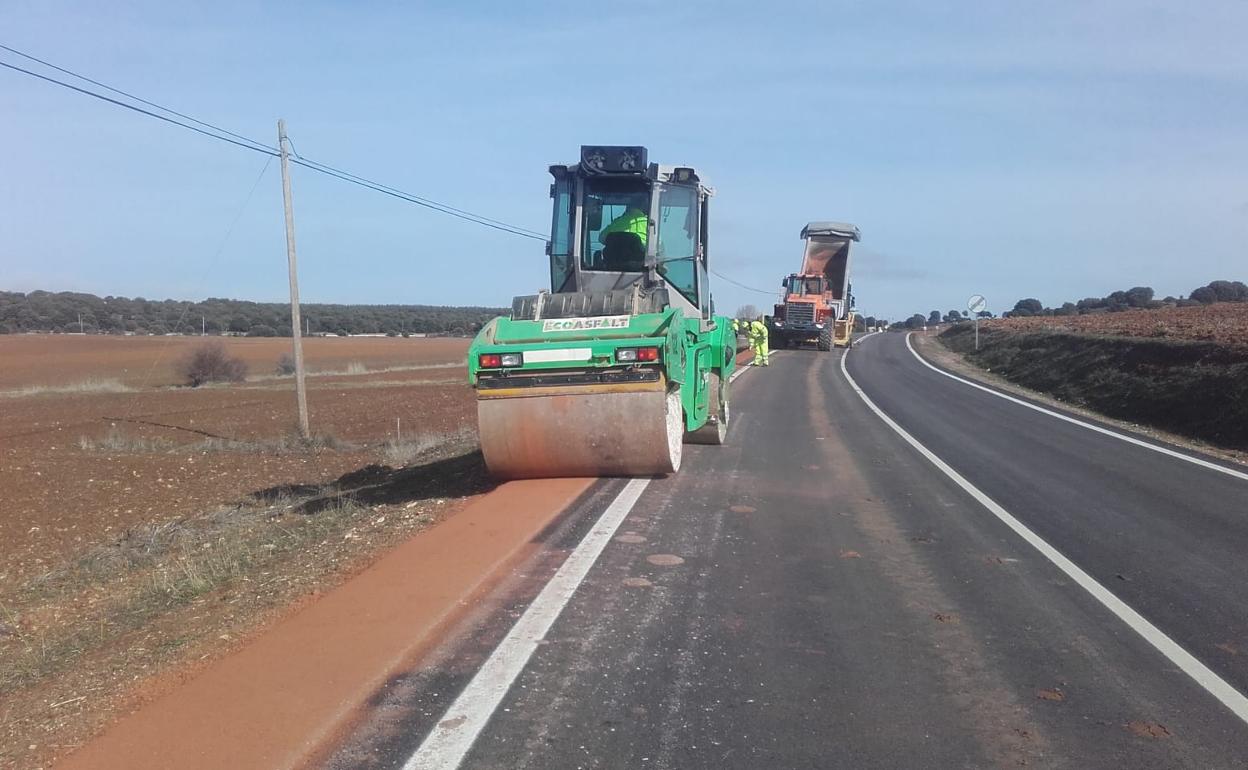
[{"xmin": 467, "ymin": 146, "xmax": 736, "ymax": 479}]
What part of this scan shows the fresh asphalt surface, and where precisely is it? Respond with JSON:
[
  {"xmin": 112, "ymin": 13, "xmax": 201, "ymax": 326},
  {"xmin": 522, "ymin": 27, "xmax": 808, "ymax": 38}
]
[{"xmin": 326, "ymin": 333, "xmax": 1248, "ymax": 769}]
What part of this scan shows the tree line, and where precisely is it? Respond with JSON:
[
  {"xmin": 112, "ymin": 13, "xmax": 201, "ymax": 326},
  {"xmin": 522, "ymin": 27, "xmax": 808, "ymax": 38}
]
[
  {"xmin": 0, "ymin": 290, "xmax": 505, "ymax": 336},
  {"xmin": 886, "ymin": 279, "xmax": 1247, "ymax": 330},
  {"xmin": 1005, "ymin": 279, "xmax": 1248, "ymax": 318}
]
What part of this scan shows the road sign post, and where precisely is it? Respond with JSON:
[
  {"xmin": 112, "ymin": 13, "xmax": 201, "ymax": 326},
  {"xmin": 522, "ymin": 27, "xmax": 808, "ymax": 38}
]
[{"xmin": 968, "ymin": 294, "xmax": 987, "ymax": 351}]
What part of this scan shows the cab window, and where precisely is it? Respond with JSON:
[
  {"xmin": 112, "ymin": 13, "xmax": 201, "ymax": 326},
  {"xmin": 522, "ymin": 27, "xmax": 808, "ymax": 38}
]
[
  {"xmin": 581, "ymin": 178, "xmax": 649, "ymax": 272},
  {"xmin": 656, "ymin": 185, "xmax": 698, "ymax": 303}
]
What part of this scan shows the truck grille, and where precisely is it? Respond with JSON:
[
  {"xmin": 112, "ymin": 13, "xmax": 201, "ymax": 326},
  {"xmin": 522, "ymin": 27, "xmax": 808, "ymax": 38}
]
[{"xmin": 785, "ymin": 302, "xmax": 815, "ymax": 325}]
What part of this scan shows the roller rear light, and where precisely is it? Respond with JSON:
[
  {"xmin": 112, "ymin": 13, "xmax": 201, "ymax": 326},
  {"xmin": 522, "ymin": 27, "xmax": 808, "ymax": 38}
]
[
  {"xmin": 479, "ymin": 352, "xmax": 523, "ymax": 368},
  {"xmin": 617, "ymin": 347, "xmax": 660, "ymax": 363}
]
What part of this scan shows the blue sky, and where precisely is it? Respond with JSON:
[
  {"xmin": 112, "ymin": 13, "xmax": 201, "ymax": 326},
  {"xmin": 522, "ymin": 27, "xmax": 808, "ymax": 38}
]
[{"xmin": 2, "ymin": 0, "xmax": 1245, "ymax": 321}]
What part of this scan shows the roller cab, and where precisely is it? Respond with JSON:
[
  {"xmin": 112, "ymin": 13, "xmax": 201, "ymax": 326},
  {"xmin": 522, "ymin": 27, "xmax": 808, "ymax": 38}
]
[{"xmin": 468, "ymin": 146, "xmax": 735, "ymax": 479}]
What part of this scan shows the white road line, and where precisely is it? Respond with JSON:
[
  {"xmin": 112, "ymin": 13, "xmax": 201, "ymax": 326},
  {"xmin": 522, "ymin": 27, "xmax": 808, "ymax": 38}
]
[
  {"xmin": 409, "ymin": 358, "xmax": 749, "ymax": 768},
  {"xmin": 903, "ymin": 332, "xmax": 1248, "ymax": 483},
  {"xmin": 403, "ymin": 478, "xmax": 651, "ymax": 770},
  {"xmin": 839, "ymin": 347, "xmax": 1248, "ymax": 725}
]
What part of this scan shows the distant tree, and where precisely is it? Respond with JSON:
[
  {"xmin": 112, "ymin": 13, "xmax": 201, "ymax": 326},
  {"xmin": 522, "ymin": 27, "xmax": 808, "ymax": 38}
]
[
  {"xmin": 943, "ymin": 309, "xmax": 966, "ymax": 323},
  {"xmin": 1056, "ymin": 302, "xmax": 1078, "ymax": 316},
  {"xmin": 976, "ymin": 310, "xmax": 993, "ymax": 318},
  {"xmin": 735, "ymin": 304, "xmax": 759, "ymax": 320},
  {"xmin": 1125, "ymin": 286, "xmax": 1155, "ymax": 308},
  {"xmin": 1190, "ymin": 286, "xmax": 1217, "ymax": 304},
  {"xmin": 1191, "ymin": 280, "xmax": 1248, "ymax": 303},
  {"xmin": 1076, "ymin": 297, "xmax": 1106, "ymax": 313},
  {"xmin": 1212, "ymin": 280, "xmax": 1248, "ymax": 302},
  {"xmin": 862, "ymin": 316, "xmax": 877, "ymax": 329},
  {"xmin": 247, "ymin": 324, "xmax": 277, "ymax": 337},
  {"xmin": 1011, "ymin": 298, "xmax": 1043, "ymax": 317},
  {"xmin": 905, "ymin": 313, "xmax": 927, "ymax": 329},
  {"xmin": 181, "ymin": 343, "xmax": 248, "ymax": 387},
  {"xmin": 927, "ymin": 310, "xmax": 941, "ymax": 324}
]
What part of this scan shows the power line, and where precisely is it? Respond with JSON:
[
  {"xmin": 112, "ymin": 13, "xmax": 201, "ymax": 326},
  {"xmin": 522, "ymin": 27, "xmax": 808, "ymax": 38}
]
[
  {"xmin": 0, "ymin": 60, "xmax": 279, "ymax": 157},
  {"xmin": 289, "ymin": 157, "xmax": 547, "ymax": 240},
  {"xmin": 0, "ymin": 46, "xmax": 546, "ymax": 240},
  {"xmin": 1, "ymin": 44, "xmax": 778, "ymax": 285},
  {"xmin": 0, "ymin": 43, "xmax": 276, "ymax": 154},
  {"xmin": 708, "ymin": 267, "xmax": 780, "ymax": 296}
]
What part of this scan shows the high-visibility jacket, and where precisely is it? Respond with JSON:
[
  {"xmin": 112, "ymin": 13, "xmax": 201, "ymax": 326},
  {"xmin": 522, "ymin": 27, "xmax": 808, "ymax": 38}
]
[
  {"xmin": 748, "ymin": 320, "xmax": 768, "ymax": 342},
  {"xmin": 599, "ymin": 207, "xmax": 649, "ymax": 247}
]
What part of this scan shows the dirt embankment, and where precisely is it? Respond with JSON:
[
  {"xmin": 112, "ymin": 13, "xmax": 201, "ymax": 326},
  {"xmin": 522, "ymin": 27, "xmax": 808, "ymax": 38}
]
[
  {"xmin": 0, "ymin": 334, "xmax": 483, "ymax": 769},
  {"xmin": 939, "ymin": 324, "xmax": 1248, "ymax": 450}
]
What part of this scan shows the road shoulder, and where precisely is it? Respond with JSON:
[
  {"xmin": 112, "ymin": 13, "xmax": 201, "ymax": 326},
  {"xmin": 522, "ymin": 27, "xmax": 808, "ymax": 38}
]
[
  {"xmin": 54, "ymin": 477, "xmax": 595, "ymax": 770},
  {"xmin": 909, "ymin": 331, "xmax": 1248, "ymax": 469}
]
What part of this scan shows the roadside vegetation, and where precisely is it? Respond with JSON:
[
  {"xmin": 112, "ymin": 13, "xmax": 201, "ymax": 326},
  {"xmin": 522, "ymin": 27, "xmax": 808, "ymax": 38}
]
[
  {"xmin": 0, "ymin": 437, "xmax": 490, "ymax": 769},
  {"xmin": 939, "ymin": 318, "xmax": 1248, "ymax": 450},
  {"xmin": 891, "ymin": 279, "xmax": 1246, "ymax": 332},
  {"xmin": 181, "ymin": 341, "xmax": 248, "ymax": 386},
  {"xmin": 0, "ymin": 289, "xmax": 503, "ymax": 337}
]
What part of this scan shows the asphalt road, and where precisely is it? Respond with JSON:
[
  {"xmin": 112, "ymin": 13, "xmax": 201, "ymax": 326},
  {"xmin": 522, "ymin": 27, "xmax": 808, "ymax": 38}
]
[{"xmin": 326, "ymin": 334, "xmax": 1248, "ymax": 769}]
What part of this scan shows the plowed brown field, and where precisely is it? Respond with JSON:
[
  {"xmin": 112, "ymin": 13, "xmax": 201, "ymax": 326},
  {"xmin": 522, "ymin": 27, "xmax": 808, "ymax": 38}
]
[
  {"xmin": 0, "ymin": 333, "xmax": 468, "ymax": 390},
  {"xmin": 0, "ymin": 335, "xmax": 475, "ymax": 587},
  {"xmin": 986, "ymin": 303, "xmax": 1248, "ymax": 347}
]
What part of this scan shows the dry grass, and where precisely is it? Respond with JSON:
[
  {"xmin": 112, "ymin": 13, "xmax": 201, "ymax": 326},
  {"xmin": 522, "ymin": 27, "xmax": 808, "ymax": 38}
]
[
  {"xmin": 78, "ymin": 426, "xmax": 354, "ymax": 454},
  {"xmin": 1, "ymin": 494, "xmax": 376, "ymax": 696},
  {"xmin": 0, "ymin": 435, "xmax": 485, "ymax": 768},
  {"xmin": 245, "ymin": 361, "xmax": 462, "ymax": 384},
  {"xmin": 380, "ymin": 425, "xmax": 477, "ymax": 467},
  {"xmin": 1, "ymin": 378, "xmax": 132, "ymax": 398}
]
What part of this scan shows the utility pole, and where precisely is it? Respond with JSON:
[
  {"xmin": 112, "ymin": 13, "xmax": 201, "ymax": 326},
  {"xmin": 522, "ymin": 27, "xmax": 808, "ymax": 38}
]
[
  {"xmin": 202, "ymin": 316, "xmax": 206, "ymax": 336},
  {"xmin": 278, "ymin": 119, "xmax": 310, "ymax": 438}
]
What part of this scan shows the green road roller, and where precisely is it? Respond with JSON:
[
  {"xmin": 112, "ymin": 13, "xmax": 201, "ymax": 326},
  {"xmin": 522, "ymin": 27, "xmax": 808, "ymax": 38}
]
[{"xmin": 467, "ymin": 145, "xmax": 736, "ymax": 478}]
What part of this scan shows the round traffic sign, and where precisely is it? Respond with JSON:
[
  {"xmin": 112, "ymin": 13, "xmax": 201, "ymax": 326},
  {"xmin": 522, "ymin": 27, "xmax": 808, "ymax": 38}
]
[{"xmin": 968, "ymin": 294, "xmax": 987, "ymax": 314}]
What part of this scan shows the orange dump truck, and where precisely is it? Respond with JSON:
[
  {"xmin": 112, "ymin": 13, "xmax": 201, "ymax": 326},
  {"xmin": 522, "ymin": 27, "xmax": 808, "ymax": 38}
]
[{"xmin": 769, "ymin": 221, "xmax": 860, "ymax": 350}]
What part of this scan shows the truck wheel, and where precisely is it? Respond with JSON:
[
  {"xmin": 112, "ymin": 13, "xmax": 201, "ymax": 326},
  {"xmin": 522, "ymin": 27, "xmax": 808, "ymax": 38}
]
[{"xmin": 817, "ymin": 326, "xmax": 833, "ymax": 351}]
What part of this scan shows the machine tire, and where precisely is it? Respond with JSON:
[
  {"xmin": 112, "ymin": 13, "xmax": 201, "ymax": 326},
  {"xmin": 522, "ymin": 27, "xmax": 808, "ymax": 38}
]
[
  {"xmin": 817, "ymin": 325, "xmax": 833, "ymax": 351},
  {"xmin": 685, "ymin": 373, "xmax": 729, "ymax": 445}
]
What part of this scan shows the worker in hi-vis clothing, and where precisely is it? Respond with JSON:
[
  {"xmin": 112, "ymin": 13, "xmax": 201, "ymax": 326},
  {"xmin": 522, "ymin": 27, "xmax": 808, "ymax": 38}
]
[
  {"xmin": 599, "ymin": 206, "xmax": 649, "ymax": 248},
  {"xmin": 748, "ymin": 318, "xmax": 770, "ymax": 366}
]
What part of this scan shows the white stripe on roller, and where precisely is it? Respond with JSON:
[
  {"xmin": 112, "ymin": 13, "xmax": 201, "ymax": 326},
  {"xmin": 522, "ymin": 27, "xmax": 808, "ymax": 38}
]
[{"xmin": 522, "ymin": 347, "xmax": 592, "ymax": 363}]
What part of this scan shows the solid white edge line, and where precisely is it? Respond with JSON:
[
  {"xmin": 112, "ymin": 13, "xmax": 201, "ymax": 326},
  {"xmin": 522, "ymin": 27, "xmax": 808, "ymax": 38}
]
[
  {"xmin": 404, "ymin": 478, "xmax": 652, "ymax": 770},
  {"xmin": 408, "ymin": 351, "xmax": 752, "ymax": 768},
  {"xmin": 903, "ymin": 332, "xmax": 1248, "ymax": 484},
  {"xmin": 839, "ymin": 346, "xmax": 1248, "ymax": 725}
]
